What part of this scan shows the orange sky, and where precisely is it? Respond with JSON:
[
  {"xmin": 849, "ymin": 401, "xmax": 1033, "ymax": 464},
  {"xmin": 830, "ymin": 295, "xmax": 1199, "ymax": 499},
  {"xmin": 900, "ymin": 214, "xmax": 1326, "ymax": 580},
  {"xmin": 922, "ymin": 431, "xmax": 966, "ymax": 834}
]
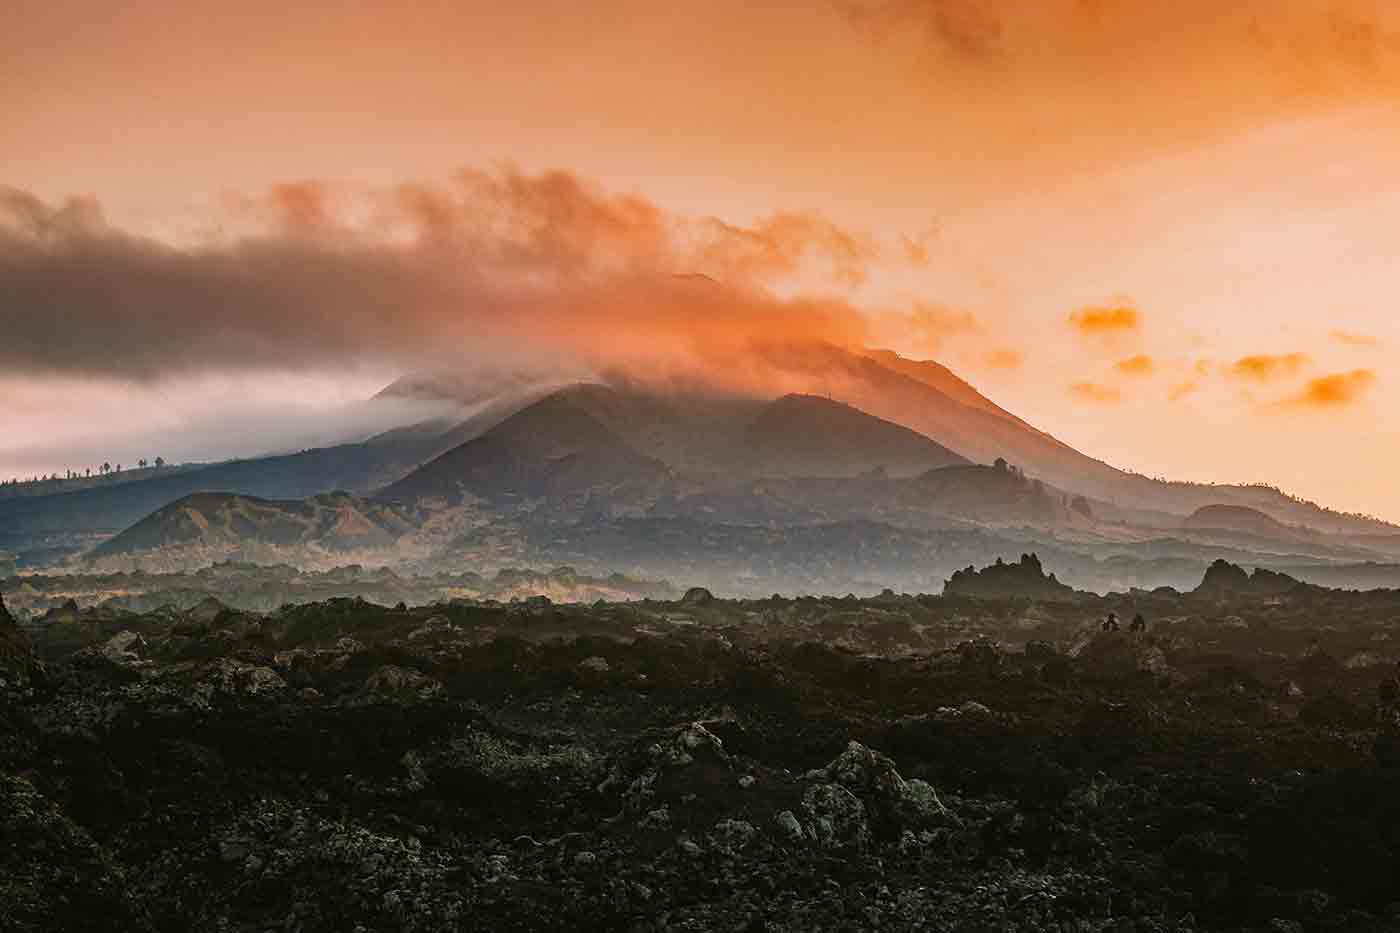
[{"xmin": 4, "ymin": 0, "xmax": 1400, "ymax": 519}]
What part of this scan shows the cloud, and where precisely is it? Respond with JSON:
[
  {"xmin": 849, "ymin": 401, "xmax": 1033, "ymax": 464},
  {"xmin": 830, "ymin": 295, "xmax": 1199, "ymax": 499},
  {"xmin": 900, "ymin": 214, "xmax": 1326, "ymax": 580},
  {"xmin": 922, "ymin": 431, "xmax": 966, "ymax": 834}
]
[
  {"xmin": 1287, "ymin": 369, "xmax": 1376, "ymax": 407},
  {"xmin": 1332, "ymin": 328, "xmax": 1381, "ymax": 347},
  {"xmin": 982, "ymin": 348, "xmax": 1023, "ymax": 370},
  {"xmin": 1229, "ymin": 353, "xmax": 1310, "ymax": 381},
  {"xmin": 0, "ymin": 171, "xmax": 940, "ymax": 390},
  {"xmin": 1115, "ymin": 354, "xmax": 1154, "ymax": 376},
  {"xmin": 830, "ymin": 2, "xmax": 1400, "ymax": 183},
  {"xmin": 876, "ymin": 303, "xmax": 982, "ymax": 354},
  {"xmin": 834, "ymin": 0, "xmax": 1004, "ymax": 60},
  {"xmin": 1069, "ymin": 304, "xmax": 1139, "ymax": 335},
  {"xmin": 1070, "ymin": 381, "xmax": 1121, "ymax": 404},
  {"xmin": 1168, "ymin": 381, "xmax": 1200, "ymax": 402}
]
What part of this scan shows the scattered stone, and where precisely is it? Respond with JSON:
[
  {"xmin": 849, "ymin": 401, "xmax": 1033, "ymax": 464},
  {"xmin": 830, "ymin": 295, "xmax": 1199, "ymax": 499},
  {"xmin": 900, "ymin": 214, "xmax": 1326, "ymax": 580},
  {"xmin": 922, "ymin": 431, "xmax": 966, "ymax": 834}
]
[
  {"xmin": 774, "ymin": 810, "xmax": 807, "ymax": 844},
  {"xmin": 803, "ymin": 783, "xmax": 869, "ymax": 850}
]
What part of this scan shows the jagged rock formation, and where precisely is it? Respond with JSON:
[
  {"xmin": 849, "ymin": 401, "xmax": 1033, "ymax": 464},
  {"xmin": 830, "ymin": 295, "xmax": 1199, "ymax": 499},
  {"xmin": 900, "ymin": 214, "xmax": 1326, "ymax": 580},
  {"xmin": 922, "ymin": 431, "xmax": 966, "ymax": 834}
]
[
  {"xmin": 1194, "ymin": 559, "xmax": 1307, "ymax": 598},
  {"xmin": 944, "ymin": 553, "xmax": 1078, "ymax": 600}
]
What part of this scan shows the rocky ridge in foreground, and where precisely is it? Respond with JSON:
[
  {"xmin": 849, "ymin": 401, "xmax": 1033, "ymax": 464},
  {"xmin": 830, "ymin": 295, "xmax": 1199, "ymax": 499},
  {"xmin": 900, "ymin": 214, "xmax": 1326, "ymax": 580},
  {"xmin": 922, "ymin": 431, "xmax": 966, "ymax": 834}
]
[{"xmin": 4, "ymin": 586, "xmax": 1400, "ymax": 930}]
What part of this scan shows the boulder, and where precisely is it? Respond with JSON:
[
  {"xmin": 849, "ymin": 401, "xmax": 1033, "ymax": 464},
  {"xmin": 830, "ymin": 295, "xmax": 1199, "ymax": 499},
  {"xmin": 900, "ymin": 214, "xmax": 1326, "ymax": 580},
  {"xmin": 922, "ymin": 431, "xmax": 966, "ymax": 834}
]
[
  {"xmin": 357, "ymin": 665, "xmax": 444, "ymax": 705},
  {"xmin": 809, "ymin": 740, "xmax": 949, "ymax": 830},
  {"xmin": 802, "ymin": 782, "xmax": 870, "ymax": 850}
]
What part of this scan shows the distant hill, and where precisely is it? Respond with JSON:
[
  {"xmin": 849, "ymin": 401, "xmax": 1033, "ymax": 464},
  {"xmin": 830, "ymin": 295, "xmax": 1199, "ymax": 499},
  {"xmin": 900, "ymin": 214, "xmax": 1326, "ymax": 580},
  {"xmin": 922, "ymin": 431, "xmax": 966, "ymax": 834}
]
[
  {"xmin": 737, "ymin": 394, "xmax": 967, "ymax": 478},
  {"xmin": 94, "ymin": 491, "xmax": 416, "ymax": 557},
  {"xmin": 0, "ymin": 437, "xmax": 445, "ymax": 540},
  {"xmin": 1183, "ymin": 505, "xmax": 1305, "ymax": 541},
  {"xmin": 904, "ymin": 463, "xmax": 1071, "ymax": 525}
]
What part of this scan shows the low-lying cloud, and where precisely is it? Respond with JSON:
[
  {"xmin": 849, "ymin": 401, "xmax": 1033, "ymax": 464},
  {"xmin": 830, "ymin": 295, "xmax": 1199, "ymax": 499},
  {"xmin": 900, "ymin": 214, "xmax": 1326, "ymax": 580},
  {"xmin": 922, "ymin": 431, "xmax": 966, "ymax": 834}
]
[{"xmin": 0, "ymin": 171, "xmax": 943, "ymax": 389}]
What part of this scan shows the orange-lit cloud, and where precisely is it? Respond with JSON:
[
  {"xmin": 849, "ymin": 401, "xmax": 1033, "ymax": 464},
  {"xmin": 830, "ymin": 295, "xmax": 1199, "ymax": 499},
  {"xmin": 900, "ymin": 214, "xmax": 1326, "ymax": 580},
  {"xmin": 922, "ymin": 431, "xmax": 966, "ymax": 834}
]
[
  {"xmin": 1287, "ymin": 369, "xmax": 1377, "ymax": 407},
  {"xmin": 1069, "ymin": 304, "xmax": 1139, "ymax": 335},
  {"xmin": 834, "ymin": 1, "xmax": 1400, "ymax": 173},
  {"xmin": 1332, "ymin": 329, "xmax": 1381, "ymax": 347},
  {"xmin": 0, "ymin": 171, "xmax": 962, "ymax": 396},
  {"xmin": 1229, "ymin": 353, "xmax": 1310, "ymax": 381},
  {"xmin": 983, "ymin": 348, "xmax": 1023, "ymax": 370},
  {"xmin": 1168, "ymin": 381, "xmax": 1200, "ymax": 402},
  {"xmin": 878, "ymin": 304, "xmax": 981, "ymax": 354},
  {"xmin": 1115, "ymin": 354, "xmax": 1154, "ymax": 376},
  {"xmin": 1070, "ymin": 381, "xmax": 1121, "ymax": 403}
]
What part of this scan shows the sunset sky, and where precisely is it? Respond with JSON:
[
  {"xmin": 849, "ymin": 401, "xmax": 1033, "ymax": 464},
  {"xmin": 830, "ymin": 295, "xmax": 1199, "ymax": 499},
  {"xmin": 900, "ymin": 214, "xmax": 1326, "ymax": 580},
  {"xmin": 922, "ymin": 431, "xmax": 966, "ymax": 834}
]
[{"xmin": 4, "ymin": 0, "xmax": 1400, "ymax": 519}]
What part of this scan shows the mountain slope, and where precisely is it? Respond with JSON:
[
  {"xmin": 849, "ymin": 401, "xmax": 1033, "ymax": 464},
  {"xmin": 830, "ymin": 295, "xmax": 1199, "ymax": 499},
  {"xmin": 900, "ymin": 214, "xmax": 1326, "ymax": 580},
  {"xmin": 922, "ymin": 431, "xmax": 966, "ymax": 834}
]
[
  {"xmin": 0, "ymin": 438, "xmax": 445, "ymax": 539},
  {"xmin": 379, "ymin": 393, "xmax": 669, "ymax": 507},
  {"xmin": 753, "ymin": 342, "xmax": 1397, "ymax": 535},
  {"xmin": 737, "ymin": 394, "xmax": 968, "ymax": 478}
]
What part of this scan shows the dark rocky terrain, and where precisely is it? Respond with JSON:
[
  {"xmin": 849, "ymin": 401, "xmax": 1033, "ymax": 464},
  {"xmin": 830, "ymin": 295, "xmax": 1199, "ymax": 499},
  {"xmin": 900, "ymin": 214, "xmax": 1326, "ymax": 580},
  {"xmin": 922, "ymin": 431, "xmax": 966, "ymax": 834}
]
[{"xmin": 5, "ymin": 559, "xmax": 1400, "ymax": 931}]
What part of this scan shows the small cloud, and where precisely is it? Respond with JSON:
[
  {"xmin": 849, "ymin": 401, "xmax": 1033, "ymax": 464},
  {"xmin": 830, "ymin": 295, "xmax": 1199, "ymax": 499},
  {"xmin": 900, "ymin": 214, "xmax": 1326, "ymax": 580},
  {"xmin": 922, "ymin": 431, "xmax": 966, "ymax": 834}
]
[
  {"xmin": 983, "ymin": 348, "xmax": 1023, "ymax": 370},
  {"xmin": 1332, "ymin": 329, "xmax": 1380, "ymax": 347},
  {"xmin": 885, "ymin": 303, "xmax": 981, "ymax": 354},
  {"xmin": 1069, "ymin": 303, "xmax": 1139, "ymax": 335},
  {"xmin": 1114, "ymin": 354, "xmax": 1154, "ymax": 376},
  {"xmin": 1229, "ymin": 353, "xmax": 1309, "ymax": 382},
  {"xmin": 1168, "ymin": 381, "xmax": 1199, "ymax": 402},
  {"xmin": 1286, "ymin": 369, "xmax": 1376, "ymax": 407},
  {"xmin": 1070, "ymin": 381, "xmax": 1121, "ymax": 404},
  {"xmin": 901, "ymin": 234, "xmax": 930, "ymax": 266}
]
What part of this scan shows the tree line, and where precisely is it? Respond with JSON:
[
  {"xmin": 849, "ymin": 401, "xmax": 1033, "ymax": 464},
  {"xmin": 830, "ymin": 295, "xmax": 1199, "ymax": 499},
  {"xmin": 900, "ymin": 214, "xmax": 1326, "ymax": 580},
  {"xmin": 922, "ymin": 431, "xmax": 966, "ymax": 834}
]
[{"xmin": 2, "ymin": 456, "xmax": 167, "ymax": 488}]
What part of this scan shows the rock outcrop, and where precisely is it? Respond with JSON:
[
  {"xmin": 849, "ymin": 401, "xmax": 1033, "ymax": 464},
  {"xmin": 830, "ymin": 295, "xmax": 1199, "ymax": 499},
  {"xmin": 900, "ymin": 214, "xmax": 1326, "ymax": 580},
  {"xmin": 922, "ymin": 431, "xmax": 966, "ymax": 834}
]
[
  {"xmin": 945, "ymin": 553, "xmax": 1078, "ymax": 601},
  {"xmin": 1194, "ymin": 559, "xmax": 1306, "ymax": 598},
  {"xmin": 0, "ymin": 592, "xmax": 42, "ymax": 689}
]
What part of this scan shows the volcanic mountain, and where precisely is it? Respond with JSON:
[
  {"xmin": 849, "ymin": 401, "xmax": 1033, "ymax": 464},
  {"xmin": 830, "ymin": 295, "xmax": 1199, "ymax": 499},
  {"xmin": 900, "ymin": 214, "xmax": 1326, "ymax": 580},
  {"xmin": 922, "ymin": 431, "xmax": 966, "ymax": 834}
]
[{"xmin": 28, "ymin": 344, "xmax": 1400, "ymax": 586}]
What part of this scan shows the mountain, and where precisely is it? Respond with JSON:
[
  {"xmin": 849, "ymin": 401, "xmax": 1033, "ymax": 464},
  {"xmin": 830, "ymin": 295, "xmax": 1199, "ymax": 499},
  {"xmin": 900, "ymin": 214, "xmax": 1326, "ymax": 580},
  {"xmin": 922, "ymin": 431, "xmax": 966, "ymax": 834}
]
[
  {"xmin": 379, "ymin": 392, "xmax": 670, "ymax": 509},
  {"xmin": 737, "ymin": 394, "xmax": 967, "ymax": 478},
  {"xmin": 23, "ymin": 343, "xmax": 1400, "ymax": 597},
  {"xmin": 94, "ymin": 491, "xmax": 417, "ymax": 557},
  {"xmin": 748, "ymin": 341, "xmax": 1397, "ymax": 536}
]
